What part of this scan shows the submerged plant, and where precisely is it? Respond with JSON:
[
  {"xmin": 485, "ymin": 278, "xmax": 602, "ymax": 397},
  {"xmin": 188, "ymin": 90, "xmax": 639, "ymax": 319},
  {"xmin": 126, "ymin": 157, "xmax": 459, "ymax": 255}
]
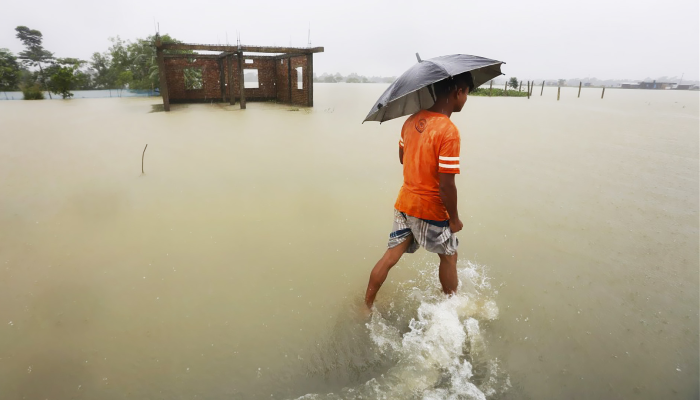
[{"xmin": 20, "ymin": 83, "xmax": 44, "ymax": 100}]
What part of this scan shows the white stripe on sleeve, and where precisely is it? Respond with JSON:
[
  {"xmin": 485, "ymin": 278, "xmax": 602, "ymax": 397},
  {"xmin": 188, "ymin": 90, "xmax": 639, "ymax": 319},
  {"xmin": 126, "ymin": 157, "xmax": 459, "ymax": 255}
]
[
  {"xmin": 438, "ymin": 163, "xmax": 460, "ymax": 169},
  {"xmin": 439, "ymin": 156, "xmax": 459, "ymax": 161}
]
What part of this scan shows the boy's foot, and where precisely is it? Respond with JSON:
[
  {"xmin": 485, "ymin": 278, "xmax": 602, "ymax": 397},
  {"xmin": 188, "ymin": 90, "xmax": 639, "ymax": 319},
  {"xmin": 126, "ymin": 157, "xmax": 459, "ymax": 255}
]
[{"xmin": 360, "ymin": 303, "xmax": 373, "ymax": 320}]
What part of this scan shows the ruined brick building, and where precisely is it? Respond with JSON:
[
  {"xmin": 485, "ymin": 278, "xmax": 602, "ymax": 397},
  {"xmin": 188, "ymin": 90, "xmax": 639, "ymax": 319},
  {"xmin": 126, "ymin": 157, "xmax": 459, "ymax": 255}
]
[{"xmin": 155, "ymin": 35, "xmax": 324, "ymax": 111}]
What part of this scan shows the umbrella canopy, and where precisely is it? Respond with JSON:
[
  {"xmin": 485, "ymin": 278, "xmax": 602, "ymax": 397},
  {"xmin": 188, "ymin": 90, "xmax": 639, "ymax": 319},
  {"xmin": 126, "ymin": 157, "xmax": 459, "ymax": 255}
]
[{"xmin": 363, "ymin": 54, "xmax": 504, "ymax": 123}]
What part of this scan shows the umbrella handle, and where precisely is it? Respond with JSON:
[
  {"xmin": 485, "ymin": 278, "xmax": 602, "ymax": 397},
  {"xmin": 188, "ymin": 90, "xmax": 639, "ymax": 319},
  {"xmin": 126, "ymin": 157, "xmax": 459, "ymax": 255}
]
[{"xmin": 427, "ymin": 84, "xmax": 436, "ymax": 102}]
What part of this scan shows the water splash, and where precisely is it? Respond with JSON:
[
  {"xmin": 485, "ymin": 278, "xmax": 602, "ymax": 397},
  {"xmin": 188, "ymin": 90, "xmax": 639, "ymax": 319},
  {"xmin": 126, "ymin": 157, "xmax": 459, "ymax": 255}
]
[{"xmin": 295, "ymin": 259, "xmax": 509, "ymax": 399}]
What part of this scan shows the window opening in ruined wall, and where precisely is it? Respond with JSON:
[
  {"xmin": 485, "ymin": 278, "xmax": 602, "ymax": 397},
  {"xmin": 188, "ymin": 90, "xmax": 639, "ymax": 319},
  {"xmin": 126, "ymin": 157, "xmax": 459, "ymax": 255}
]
[
  {"xmin": 183, "ymin": 67, "xmax": 203, "ymax": 90},
  {"xmin": 296, "ymin": 67, "xmax": 303, "ymax": 89},
  {"xmin": 245, "ymin": 59, "xmax": 254, "ymax": 64},
  {"xmin": 244, "ymin": 69, "xmax": 259, "ymax": 89}
]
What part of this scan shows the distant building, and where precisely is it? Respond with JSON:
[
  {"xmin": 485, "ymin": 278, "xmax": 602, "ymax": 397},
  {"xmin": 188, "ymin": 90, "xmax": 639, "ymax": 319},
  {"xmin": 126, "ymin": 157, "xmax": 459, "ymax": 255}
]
[
  {"xmin": 621, "ymin": 80, "xmax": 674, "ymax": 90},
  {"xmin": 675, "ymin": 84, "xmax": 698, "ymax": 90},
  {"xmin": 153, "ymin": 34, "xmax": 323, "ymax": 112},
  {"xmin": 638, "ymin": 80, "xmax": 674, "ymax": 89}
]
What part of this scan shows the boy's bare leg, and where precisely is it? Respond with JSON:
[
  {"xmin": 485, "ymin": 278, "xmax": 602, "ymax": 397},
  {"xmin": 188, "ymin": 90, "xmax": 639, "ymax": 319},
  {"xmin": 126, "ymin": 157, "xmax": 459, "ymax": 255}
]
[
  {"xmin": 438, "ymin": 252, "xmax": 459, "ymax": 295},
  {"xmin": 364, "ymin": 236, "xmax": 413, "ymax": 309}
]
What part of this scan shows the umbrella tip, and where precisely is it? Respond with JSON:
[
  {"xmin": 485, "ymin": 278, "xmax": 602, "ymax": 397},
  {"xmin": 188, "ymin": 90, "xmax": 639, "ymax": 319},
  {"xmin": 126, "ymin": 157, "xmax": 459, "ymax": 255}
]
[{"xmin": 416, "ymin": 53, "xmax": 422, "ymax": 63}]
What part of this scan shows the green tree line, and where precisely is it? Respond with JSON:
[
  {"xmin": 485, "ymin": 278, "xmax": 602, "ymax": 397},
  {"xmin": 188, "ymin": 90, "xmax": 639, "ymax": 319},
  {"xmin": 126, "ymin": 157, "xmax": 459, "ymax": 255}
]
[
  {"xmin": 313, "ymin": 72, "xmax": 396, "ymax": 84},
  {"xmin": 1, "ymin": 26, "xmax": 182, "ymax": 99}
]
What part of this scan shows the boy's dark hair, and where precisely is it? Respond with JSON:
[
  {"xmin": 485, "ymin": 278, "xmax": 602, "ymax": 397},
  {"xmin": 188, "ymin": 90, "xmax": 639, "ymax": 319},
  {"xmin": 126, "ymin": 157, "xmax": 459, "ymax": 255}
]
[{"xmin": 433, "ymin": 71, "xmax": 475, "ymax": 98}]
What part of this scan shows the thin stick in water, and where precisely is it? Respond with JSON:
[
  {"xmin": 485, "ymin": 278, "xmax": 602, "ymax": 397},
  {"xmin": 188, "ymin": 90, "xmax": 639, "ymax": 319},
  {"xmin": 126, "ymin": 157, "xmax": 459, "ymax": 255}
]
[{"xmin": 142, "ymin": 144, "xmax": 148, "ymax": 174}]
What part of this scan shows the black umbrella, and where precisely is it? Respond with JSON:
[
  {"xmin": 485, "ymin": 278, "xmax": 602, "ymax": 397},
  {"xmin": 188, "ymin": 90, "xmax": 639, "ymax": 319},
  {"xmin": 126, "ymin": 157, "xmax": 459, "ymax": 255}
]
[{"xmin": 363, "ymin": 54, "xmax": 504, "ymax": 123}]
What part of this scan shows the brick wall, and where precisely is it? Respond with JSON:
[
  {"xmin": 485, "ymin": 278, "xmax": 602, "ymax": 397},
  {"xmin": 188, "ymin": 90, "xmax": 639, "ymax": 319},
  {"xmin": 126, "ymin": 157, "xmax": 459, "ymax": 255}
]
[
  {"xmin": 289, "ymin": 56, "xmax": 309, "ymax": 106},
  {"xmin": 275, "ymin": 58, "xmax": 290, "ymax": 103},
  {"xmin": 165, "ymin": 58, "xmax": 222, "ymax": 102},
  {"xmin": 235, "ymin": 56, "xmax": 277, "ymax": 101},
  {"xmin": 165, "ymin": 54, "xmax": 313, "ymax": 105}
]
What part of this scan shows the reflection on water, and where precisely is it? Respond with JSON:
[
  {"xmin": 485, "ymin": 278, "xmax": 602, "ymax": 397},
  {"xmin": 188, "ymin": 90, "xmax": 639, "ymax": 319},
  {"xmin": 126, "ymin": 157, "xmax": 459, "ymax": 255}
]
[{"xmin": 0, "ymin": 85, "xmax": 698, "ymax": 399}]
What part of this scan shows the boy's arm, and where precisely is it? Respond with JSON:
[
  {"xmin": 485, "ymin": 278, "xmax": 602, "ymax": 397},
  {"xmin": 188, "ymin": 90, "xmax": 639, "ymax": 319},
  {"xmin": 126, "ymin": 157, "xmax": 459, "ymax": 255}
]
[
  {"xmin": 399, "ymin": 121, "xmax": 406, "ymax": 165},
  {"xmin": 439, "ymin": 173, "xmax": 463, "ymax": 233}
]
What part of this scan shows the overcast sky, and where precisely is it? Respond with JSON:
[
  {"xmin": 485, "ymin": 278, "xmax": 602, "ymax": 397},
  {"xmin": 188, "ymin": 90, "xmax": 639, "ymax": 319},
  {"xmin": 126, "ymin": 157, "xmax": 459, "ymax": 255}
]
[{"xmin": 2, "ymin": 0, "xmax": 698, "ymax": 81}]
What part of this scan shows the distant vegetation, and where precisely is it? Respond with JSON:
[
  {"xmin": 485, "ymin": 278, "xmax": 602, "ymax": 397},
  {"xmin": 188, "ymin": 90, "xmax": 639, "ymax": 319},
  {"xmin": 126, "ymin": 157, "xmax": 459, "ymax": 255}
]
[
  {"xmin": 508, "ymin": 77, "xmax": 519, "ymax": 90},
  {"xmin": 471, "ymin": 87, "xmax": 528, "ymax": 97},
  {"xmin": 0, "ymin": 49, "xmax": 20, "ymax": 99},
  {"xmin": 313, "ymin": 72, "xmax": 396, "ymax": 84},
  {"xmin": 20, "ymin": 83, "xmax": 44, "ymax": 100},
  {"xmin": 2, "ymin": 25, "xmax": 185, "ymax": 100}
]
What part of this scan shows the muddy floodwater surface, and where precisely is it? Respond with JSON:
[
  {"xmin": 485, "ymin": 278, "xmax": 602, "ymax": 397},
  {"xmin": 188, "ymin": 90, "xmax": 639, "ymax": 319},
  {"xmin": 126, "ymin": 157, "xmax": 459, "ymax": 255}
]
[{"xmin": 0, "ymin": 85, "xmax": 698, "ymax": 399}]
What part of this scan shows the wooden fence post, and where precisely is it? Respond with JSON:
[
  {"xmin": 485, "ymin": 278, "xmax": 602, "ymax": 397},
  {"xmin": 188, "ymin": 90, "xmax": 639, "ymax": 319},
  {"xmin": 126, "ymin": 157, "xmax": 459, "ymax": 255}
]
[
  {"xmin": 489, "ymin": 80, "xmax": 493, "ymax": 96},
  {"xmin": 541, "ymin": 80, "xmax": 544, "ymax": 96},
  {"xmin": 557, "ymin": 86, "xmax": 561, "ymax": 101},
  {"xmin": 527, "ymin": 81, "xmax": 530, "ymax": 99},
  {"xmin": 578, "ymin": 82, "xmax": 582, "ymax": 98},
  {"xmin": 504, "ymin": 80, "xmax": 508, "ymax": 96},
  {"xmin": 601, "ymin": 87, "xmax": 605, "ymax": 99}
]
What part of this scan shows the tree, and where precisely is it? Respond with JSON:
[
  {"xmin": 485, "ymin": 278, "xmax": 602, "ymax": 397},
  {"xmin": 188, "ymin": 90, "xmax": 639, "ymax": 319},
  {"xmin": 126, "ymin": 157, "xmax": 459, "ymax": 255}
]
[
  {"xmin": 45, "ymin": 58, "xmax": 90, "ymax": 98},
  {"xmin": 101, "ymin": 34, "xmax": 184, "ymax": 93},
  {"xmin": 15, "ymin": 26, "xmax": 54, "ymax": 98},
  {"xmin": 115, "ymin": 70, "xmax": 133, "ymax": 97},
  {"xmin": 0, "ymin": 49, "xmax": 21, "ymax": 98},
  {"xmin": 321, "ymin": 73, "xmax": 337, "ymax": 83},
  {"xmin": 346, "ymin": 73, "xmax": 361, "ymax": 83},
  {"xmin": 508, "ymin": 77, "xmax": 518, "ymax": 90},
  {"xmin": 90, "ymin": 51, "xmax": 116, "ymax": 94},
  {"xmin": 55, "ymin": 57, "xmax": 93, "ymax": 90},
  {"xmin": 48, "ymin": 66, "xmax": 76, "ymax": 99}
]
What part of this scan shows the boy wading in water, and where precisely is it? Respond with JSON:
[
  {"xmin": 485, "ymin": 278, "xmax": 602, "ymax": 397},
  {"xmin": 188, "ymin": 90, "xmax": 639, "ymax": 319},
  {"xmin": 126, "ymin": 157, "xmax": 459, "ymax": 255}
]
[{"xmin": 364, "ymin": 71, "xmax": 474, "ymax": 310}]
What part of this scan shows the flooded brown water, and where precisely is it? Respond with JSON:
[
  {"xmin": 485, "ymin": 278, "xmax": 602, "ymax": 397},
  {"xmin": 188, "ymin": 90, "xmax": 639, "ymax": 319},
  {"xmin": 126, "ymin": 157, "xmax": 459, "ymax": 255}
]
[{"xmin": 0, "ymin": 85, "xmax": 698, "ymax": 399}]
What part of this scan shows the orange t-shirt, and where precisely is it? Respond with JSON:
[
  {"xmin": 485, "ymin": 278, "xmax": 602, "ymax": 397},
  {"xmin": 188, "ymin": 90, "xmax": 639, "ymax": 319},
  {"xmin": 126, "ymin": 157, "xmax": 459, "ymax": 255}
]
[{"xmin": 394, "ymin": 110, "xmax": 461, "ymax": 221}]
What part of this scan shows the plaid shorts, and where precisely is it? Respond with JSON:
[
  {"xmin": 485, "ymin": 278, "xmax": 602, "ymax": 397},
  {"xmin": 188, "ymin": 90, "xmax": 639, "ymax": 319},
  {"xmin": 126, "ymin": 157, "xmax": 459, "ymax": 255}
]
[{"xmin": 387, "ymin": 209, "xmax": 459, "ymax": 255}]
